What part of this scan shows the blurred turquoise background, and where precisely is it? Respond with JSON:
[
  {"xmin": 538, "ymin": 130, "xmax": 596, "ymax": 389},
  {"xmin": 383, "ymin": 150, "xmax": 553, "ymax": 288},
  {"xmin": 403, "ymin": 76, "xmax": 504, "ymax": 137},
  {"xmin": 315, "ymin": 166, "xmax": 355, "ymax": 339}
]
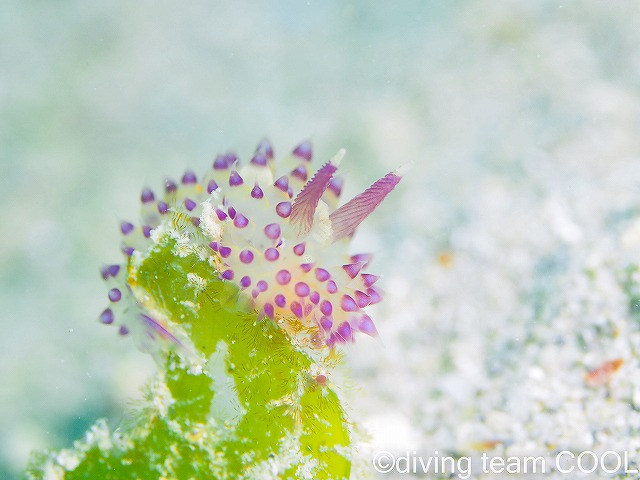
[{"xmin": 3, "ymin": 1, "xmax": 640, "ymax": 479}]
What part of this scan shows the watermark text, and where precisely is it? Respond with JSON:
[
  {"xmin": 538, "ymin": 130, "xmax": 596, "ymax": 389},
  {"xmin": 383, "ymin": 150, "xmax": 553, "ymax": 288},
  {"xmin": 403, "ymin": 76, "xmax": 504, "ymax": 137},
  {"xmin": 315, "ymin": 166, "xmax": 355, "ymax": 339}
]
[{"xmin": 372, "ymin": 450, "xmax": 639, "ymax": 477}]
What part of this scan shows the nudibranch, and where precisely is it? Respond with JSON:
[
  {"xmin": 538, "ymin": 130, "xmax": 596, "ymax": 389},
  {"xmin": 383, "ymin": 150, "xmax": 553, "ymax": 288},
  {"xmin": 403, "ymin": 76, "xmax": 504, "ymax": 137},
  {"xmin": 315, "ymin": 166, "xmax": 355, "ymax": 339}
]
[{"xmin": 100, "ymin": 140, "xmax": 404, "ymax": 350}]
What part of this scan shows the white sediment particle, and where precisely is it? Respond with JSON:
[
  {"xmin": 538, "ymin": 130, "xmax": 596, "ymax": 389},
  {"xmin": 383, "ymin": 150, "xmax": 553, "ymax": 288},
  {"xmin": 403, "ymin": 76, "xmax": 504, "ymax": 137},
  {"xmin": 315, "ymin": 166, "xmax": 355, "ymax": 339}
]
[
  {"xmin": 85, "ymin": 419, "xmax": 112, "ymax": 452},
  {"xmin": 151, "ymin": 378, "xmax": 175, "ymax": 418},
  {"xmin": 55, "ymin": 449, "xmax": 80, "ymax": 471},
  {"xmin": 166, "ymin": 419, "xmax": 182, "ymax": 435},
  {"xmin": 128, "ymin": 249, "xmax": 145, "ymax": 271},
  {"xmin": 170, "ymin": 231, "xmax": 194, "ymax": 257},
  {"xmin": 149, "ymin": 222, "xmax": 167, "ymax": 244},
  {"xmin": 331, "ymin": 444, "xmax": 352, "ymax": 461},
  {"xmin": 188, "ymin": 363, "xmax": 203, "ymax": 376},
  {"xmin": 295, "ymin": 456, "xmax": 320, "ymax": 480},
  {"xmin": 200, "ymin": 201, "xmax": 222, "ymax": 240},
  {"xmin": 244, "ymin": 457, "xmax": 280, "ymax": 480},
  {"xmin": 242, "ymin": 430, "xmax": 307, "ymax": 480},
  {"xmin": 186, "ymin": 272, "xmax": 207, "ymax": 293},
  {"xmin": 43, "ymin": 463, "xmax": 65, "ymax": 480},
  {"xmin": 180, "ymin": 300, "xmax": 200, "ymax": 314}
]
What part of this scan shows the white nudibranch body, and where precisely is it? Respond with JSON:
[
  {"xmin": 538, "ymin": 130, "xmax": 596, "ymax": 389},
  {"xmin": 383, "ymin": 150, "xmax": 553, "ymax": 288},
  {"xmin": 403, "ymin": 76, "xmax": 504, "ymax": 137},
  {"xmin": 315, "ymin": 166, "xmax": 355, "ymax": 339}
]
[{"xmin": 102, "ymin": 140, "xmax": 404, "ymax": 349}]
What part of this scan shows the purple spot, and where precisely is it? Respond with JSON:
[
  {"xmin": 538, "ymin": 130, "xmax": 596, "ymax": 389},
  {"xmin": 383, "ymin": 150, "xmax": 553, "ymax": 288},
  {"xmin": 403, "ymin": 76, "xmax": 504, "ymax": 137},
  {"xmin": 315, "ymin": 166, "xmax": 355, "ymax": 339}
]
[
  {"xmin": 99, "ymin": 308, "xmax": 114, "ymax": 324},
  {"xmin": 234, "ymin": 214, "xmax": 249, "ymax": 228},
  {"xmin": 213, "ymin": 155, "xmax": 229, "ymax": 170},
  {"xmin": 291, "ymin": 165, "xmax": 308, "ymax": 182},
  {"xmin": 264, "ymin": 248, "xmax": 279, "ymax": 261},
  {"xmin": 300, "ymin": 263, "xmax": 313, "ymax": 273},
  {"xmin": 295, "ymin": 282, "xmax": 310, "ymax": 297},
  {"xmin": 141, "ymin": 188, "xmax": 155, "ymax": 203},
  {"xmin": 229, "ymin": 171, "xmax": 243, "ymax": 186},
  {"xmin": 276, "ymin": 202, "xmax": 292, "ymax": 218},
  {"xmin": 240, "ymin": 276, "xmax": 252, "ymax": 288},
  {"xmin": 320, "ymin": 316, "xmax": 333, "ymax": 331},
  {"xmin": 184, "ymin": 198, "xmax": 197, "ymax": 211},
  {"xmin": 276, "ymin": 269, "xmax": 291, "ymax": 285},
  {"xmin": 251, "ymin": 184, "xmax": 264, "ymax": 199},
  {"xmin": 191, "ymin": 217, "xmax": 200, "ymax": 228},
  {"xmin": 108, "ymin": 288, "xmax": 122, "ymax": 302},
  {"xmin": 315, "ymin": 268, "xmax": 330, "ymax": 282},
  {"xmin": 337, "ymin": 322, "xmax": 353, "ymax": 342},
  {"xmin": 256, "ymin": 138, "xmax": 274, "ymax": 159},
  {"xmin": 215, "ymin": 209, "xmax": 228, "ymax": 221},
  {"xmin": 209, "ymin": 241, "xmax": 219, "ymax": 251},
  {"xmin": 342, "ymin": 262, "xmax": 364, "ymax": 279},
  {"xmin": 351, "ymin": 253, "xmax": 372, "ymax": 265},
  {"xmin": 251, "ymin": 289, "xmax": 259, "ymax": 299},
  {"xmin": 320, "ymin": 300, "xmax": 333, "ymax": 316},
  {"xmin": 292, "ymin": 141, "xmax": 313, "ymax": 161},
  {"xmin": 227, "ymin": 206, "xmax": 237, "ymax": 219},
  {"xmin": 264, "ymin": 223, "xmax": 281, "ymax": 240},
  {"xmin": 251, "ymin": 152, "xmax": 268, "ymax": 166},
  {"xmin": 142, "ymin": 226, "xmax": 152, "ymax": 238},
  {"xmin": 357, "ymin": 314, "xmax": 377, "ymax": 336},
  {"xmin": 207, "ymin": 179, "xmax": 219, "ymax": 193},
  {"xmin": 264, "ymin": 303, "xmax": 274, "ymax": 319},
  {"xmin": 165, "ymin": 178, "xmax": 178, "ymax": 193},
  {"xmin": 239, "ymin": 249, "xmax": 254, "ymax": 264},
  {"xmin": 327, "ymin": 177, "xmax": 343, "ymax": 197},
  {"xmin": 290, "ymin": 301, "xmax": 303, "ymax": 318},
  {"xmin": 309, "ymin": 291, "xmax": 320, "ymax": 304},
  {"xmin": 101, "ymin": 264, "xmax": 120, "ymax": 280},
  {"xmin": 274, "ymin": 176, "xmax": 289, "ymax": 192},
  {"xmin": 361, "ymin": 273, "xmax": 379, "ymax": 287},
  {"xmin": 182, "ymin": 170, "xmax": 197, "ymax": 184},
  {"xmin": 118, "ymin": 325, "xmax": 129, "ymax": 335},
  {"xmin": 327, "ymin": 280, "xmax": 338, "ymax": 294},
  {"xmin": 367, "ymin": 287, "xmax": 382, "ymax": 304},
  {"xmin": 293, "ymin": 243, "xmax": 305, "ymax": 256},
  {"xmin": 120, "ymin": 221, "xmax": 134, "ymax": 235},
  {"xmin": 257, "ymin": 280, "xmax": 268, "ymax": 292},
  {"xmin": 223, "ymin": 152, "xmax": 238, "ymax": 166},
  {"xmin": 354, "ymin": 290, "xmax": 371, "ymax": 308},
  {"xmin": 304, "ymin": 303, "xmax": 313, "ymax": 316},
  {"xmin": 221, "ymin": 269, "xmax": 234, "ymax": 280},
  {"xmin": 157, "ymin": 201, "xmax": 169, "ymax": 214},
  {"xmin": 341, "ymin": 295, "xmax": 358, "ymax": 312},
  {"xmin": 274, "ymin": 294, "xmax": 286, "ymax": 308},
  {"xmin": 219, "ymin": 246, "xmax": 232, "ymax": 258},
  {"xmin": 122, "ymin": 246, "xmax": 135, "ymax": 256}
]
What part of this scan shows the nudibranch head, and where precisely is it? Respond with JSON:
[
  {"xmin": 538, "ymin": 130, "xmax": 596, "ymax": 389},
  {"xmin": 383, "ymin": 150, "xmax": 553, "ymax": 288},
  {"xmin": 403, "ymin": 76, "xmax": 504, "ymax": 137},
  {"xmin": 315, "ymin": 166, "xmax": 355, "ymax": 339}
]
[{"xmin": 100, "ymin": 140, "xmax": 403, "ymax": 350}]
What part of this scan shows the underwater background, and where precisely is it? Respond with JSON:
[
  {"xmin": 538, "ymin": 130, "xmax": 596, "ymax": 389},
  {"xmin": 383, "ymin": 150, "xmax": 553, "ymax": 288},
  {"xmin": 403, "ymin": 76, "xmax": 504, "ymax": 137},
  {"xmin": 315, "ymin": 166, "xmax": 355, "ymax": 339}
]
[{"xmin": 3, "ymin": 1, "xmax": 640, "ymax": 478}]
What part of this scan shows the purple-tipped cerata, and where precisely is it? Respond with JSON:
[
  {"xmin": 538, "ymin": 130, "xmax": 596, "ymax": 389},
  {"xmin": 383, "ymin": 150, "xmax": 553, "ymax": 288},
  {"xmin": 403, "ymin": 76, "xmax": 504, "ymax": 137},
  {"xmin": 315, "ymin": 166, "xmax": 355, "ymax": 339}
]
[
  {"xmin": 99, "ymin": 139, "xmax": 404, "ymax": 349},
  {"xmin": 329, "ymin": 168, "xmax": 404, "ymax": 242}
]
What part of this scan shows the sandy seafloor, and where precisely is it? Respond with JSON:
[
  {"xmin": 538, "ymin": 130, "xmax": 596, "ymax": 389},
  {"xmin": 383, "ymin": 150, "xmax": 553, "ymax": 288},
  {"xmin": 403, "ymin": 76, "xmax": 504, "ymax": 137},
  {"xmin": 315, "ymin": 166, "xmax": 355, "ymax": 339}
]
[{"xmin": 3, "ymin": 1, "xmax": 640, "ymax": 479}]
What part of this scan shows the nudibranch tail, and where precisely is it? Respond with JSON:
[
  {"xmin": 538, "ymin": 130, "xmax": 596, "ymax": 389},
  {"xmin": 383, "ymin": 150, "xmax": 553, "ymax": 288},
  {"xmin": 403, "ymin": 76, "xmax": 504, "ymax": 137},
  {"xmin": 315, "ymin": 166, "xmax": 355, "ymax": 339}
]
[{"xmin": 100, "ymin": 140, "xmax": 403, "ymax": 351}]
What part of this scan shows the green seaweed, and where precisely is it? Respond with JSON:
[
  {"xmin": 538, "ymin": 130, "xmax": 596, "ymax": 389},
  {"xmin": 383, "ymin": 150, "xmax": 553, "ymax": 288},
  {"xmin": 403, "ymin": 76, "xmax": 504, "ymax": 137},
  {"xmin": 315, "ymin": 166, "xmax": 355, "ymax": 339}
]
[{"xmin": 27, "ymin": 234, "xmax": 351, "ymax": 479}]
